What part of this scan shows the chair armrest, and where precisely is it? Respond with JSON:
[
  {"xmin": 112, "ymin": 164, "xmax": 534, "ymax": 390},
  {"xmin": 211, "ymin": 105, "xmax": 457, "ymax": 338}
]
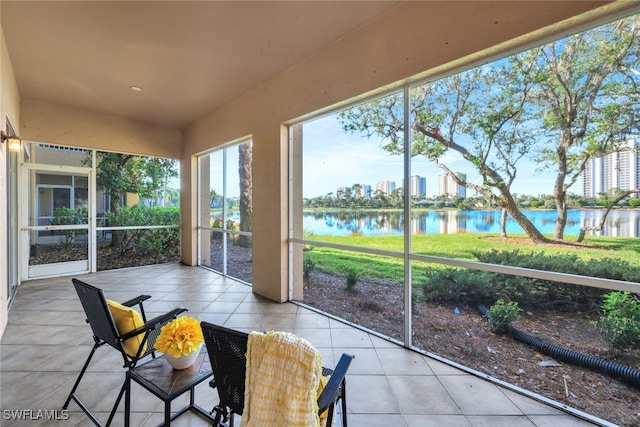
[
  {"xmin": 317, "ymin": 353, "xmax": 354, "ymax": 413},
  {"xmin": 120, "ymin": 295, "xmax": 151, "ymax": 307},
  {"xmin": 119, "ymin": 307, "xmax": 188, "ymax": 341}
]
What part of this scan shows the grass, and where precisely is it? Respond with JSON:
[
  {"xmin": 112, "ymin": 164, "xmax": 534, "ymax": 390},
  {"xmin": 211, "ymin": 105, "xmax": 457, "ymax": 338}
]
[{"xmin": 303, "ymin": 233, "xmax": 640, "ymax": 286}]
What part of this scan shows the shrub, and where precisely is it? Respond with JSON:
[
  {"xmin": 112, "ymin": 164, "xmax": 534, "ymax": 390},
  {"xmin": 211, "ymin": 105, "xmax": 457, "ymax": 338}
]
[
  {"xmin": 421, "ymin": 250, "xmax": 640, "ymax": 311},
  {"xmin": 52, "ymin": 207, "xmax": 88, "ymax": 249},
  {"xmin": 422, "ymin": 268, "xmax": 507, "ymax": 306},
  {"xmin": 592, "ymin": 291, "xmax": 640, "ymax": 350},
  {"xmin": 303, "ymin": 256, "xmax": 315, "ymax": 286},
  {"xmin": 486, "ymin": 299, "xmax": 522, "ymax": 334},
  {"xmin": 107, "ymin": 205, "xmax": 180, "ymax": 256},
  {"xmin": 345, "ymin": 267, "xmax": 362, "ymax": 290},
  {"xmin": 302, "ymin": 230, "xmax": 316, "ymax": 252}
]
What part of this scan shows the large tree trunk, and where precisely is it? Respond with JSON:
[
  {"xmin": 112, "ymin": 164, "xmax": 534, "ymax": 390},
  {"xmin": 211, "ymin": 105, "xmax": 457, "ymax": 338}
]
[
  {"xmin": 491, "ymin": 179, "xmax": 549, "ymax": 244},
  {"xmin": 553, "ymin": 134, "xmax": 571, "ymax": 240},
  {"xmin": 500, "ymin": 208, "xmax": 508, "ymax": 238},
  {"xmin": 238, "ymin": 142, "xmax": 253, "ymax": 248},
  {"xmin": 500, "ymin": 196, "xmax": 550, "ymax": 243}
]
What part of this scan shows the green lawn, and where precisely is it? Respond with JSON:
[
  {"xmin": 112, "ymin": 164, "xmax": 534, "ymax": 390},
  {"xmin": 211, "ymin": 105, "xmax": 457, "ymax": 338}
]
[{"xmin": 303, "ymin": 233, "xmax": 640, "ymax": 286}]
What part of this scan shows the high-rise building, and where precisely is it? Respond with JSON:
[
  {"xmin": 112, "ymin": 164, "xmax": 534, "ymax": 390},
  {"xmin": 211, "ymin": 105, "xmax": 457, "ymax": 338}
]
[
  {"xmin": 410, "ymin": 175, "xmax": 427, "ymax": 198},
  {"xmin": 581, "ymin": 137, "xmax": 639, "ymax": 198},
  {"xmin": 376, "ymin": 181, "xmax": 396, "ymax": 195},
  {"xmin": 439, "ymin": 172, "xmax": 466, "ymax": 198},
  {"xmin": 361, "ymin": 184, "xmax": 372, "ymax": 198}
]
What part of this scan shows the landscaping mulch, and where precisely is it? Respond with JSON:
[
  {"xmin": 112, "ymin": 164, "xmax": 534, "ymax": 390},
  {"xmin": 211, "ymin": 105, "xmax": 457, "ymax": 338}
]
[{"xmin": 298, "ymin": 270, "xmax": 640, "ymax": 427}]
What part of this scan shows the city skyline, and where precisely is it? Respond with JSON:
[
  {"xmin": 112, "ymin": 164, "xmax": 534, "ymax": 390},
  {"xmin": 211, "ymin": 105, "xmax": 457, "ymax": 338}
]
[
  {"xmin": 581, "ymin": 137, "xmax": 639, "ymax": 198},
  {"xmin": 302, "ymin": 113, "xmax": 559, "ymax": 199}
]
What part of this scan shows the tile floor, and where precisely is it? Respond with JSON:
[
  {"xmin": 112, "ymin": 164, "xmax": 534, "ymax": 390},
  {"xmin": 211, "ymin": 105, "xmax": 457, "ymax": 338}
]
[{"xmin": 0, "ymin": 263, "xmax": 609, "ymax": 426}]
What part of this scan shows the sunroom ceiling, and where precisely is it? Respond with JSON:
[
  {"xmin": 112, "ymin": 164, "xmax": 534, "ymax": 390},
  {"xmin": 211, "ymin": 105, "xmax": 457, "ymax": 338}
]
[{"xmin": 0, "ymin": 1, "xmax": 400, "ymax": 128}]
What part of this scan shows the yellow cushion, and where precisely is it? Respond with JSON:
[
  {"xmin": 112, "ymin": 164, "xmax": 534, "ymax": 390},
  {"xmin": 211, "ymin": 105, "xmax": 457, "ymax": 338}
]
[{"xmin": 107, "ymin": 299, "xmax": 146, "ymax": 357}]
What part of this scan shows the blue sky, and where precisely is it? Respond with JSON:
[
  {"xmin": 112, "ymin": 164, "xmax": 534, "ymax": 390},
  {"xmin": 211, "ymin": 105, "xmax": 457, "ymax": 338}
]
[{"xmin": 302, "ymin": 113, "xmax": 558, "ymax": 199}]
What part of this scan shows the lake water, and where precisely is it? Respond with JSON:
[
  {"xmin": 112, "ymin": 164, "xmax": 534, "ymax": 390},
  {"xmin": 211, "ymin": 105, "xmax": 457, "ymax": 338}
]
[{"xmin": 302, "ymin": 209, "xmax": 640, "ymax": 237}]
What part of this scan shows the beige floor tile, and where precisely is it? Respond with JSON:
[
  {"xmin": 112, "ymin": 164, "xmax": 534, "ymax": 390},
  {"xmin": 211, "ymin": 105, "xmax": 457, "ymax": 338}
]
[
  {"xmin": 466, "ymin": 415, "xmax": 536, "ymax": 426},
  {"xmin": 423, "ymin": 354, "xmax": 471, "ymax": 375},
  {"xmin": 349, "ymin": 414, "xmax": 408, "ymax": 427},
  {"xmin": 527, "ymin": 414, "xmax": 602, "ymax": 426},
  {"xmin": 223, "ymin": 313, "xmax": 263, "ymax": 329},
  {"xmin": 438, "ymin": 374, "xmax": 522, "ymax": 415},
  {"xmin": 332, "ymin": 347, "xmax": 384, "ymax": 375},
  {"xmin": 330, "ymin": 328, "xmax": 373, "ymax": 348},
  {"xmin": 376, "ymin": 347, "xmax": 434, "ymax": 375},
  {"xmin": 404, "ymin": 414, "xmax": 472, "ymax": 427},
  {"xmin": 295, "ymin": 312, "xmax": 332, "ymax": 329},
  {"xmin": 0, "ymin": 264, "xmax": 612, "ymax": 427},
  {"xmin": 294, "ymin": 327, "xmax": 333, "ymax": 347},
  {"xmin": 260, "ymin": 313, "xmax": 297, "ymax": 330},
  {"xmin": 387, "ymin": 375, "xmax": 462, "ymax": 415},
  {"xmin": 501, "ymin": 389, "xmax": 566, "ymax": 416},
  {"xmin": 347, "ymin": 375, "xmax": 401, "ymax": 414},
  {"xmin": 200, "ymin": 301, "xmax": 241, "ymax": 314}
]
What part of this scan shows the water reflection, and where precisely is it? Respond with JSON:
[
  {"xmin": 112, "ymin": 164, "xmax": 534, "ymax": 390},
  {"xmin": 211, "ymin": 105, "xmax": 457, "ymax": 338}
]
[{"xmin": 302, "ymin": 209, "xmax": 640, "ymax": 237}]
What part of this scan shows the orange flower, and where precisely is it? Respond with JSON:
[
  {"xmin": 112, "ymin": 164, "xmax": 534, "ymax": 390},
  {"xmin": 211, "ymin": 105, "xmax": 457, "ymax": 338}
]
[{"xmin": 155, "ymin": 316, "xmax": 204, "ymax": 358}]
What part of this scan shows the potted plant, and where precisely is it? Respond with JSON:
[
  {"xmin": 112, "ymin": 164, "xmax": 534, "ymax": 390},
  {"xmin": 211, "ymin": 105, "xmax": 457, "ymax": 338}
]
[{"xmin": 154, "ymin": 316, "xmax": 204, "ymax": 370}]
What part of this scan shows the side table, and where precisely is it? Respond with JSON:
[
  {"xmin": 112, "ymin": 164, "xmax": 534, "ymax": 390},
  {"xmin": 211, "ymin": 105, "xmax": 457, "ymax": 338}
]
[{"xmin": 125, "ymin": 350, "xmax": 215, "ymax": 426}]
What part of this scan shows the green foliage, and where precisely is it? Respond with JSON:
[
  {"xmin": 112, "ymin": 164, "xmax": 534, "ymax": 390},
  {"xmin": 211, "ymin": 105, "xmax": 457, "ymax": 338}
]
[
  {"xmin": 628, "ymin": 198, "xmax": 640, "ymax": 208},
  {"xmin": 88, "ymin": 152, "xmax": 178, "ymax": 211},
  {"xmin": 336, "ymin": 15, "xmax": 640, "ymax": 242},
  {"xmin": 106, "ymin": 205, "xmax": 180, "ymax": 257},
  {"xmin": 52, "ymin": 207, "xmax": 88, "ymax": 249},
  {"xmin": 303, "ymin": 256, "xmax": 315, "ymax": 286},
  {"xmin": 486, "ymin": 299, "xmax": 522, "ymax": 334},
  {"xmin": 344, "ymin": 267, "xmax": 362, "ymax": 290},
  {"xmin": 476, "ymin": 249, "xmax": 640, "ymax": 282},
  {"xmin": 302, "ymin": 230, "xmax": 316, "ymax": 252},
  {"xmin": 421, "ymin": 249, "xmax": 640, "ymax": 310},
  {"xmin": 211, "ymin": 217, "xmax": 238, "ymax": 230},
  {"xmin": 592, "ymin": 292, "xmax": 640, "ymax": 350}
]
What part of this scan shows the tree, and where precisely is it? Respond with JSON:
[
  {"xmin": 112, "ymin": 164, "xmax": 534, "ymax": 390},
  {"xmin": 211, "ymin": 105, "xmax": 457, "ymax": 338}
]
[
  {"xmin": 238, "ymin": 141, "xmax": 253, "ymax": 247},
  {"xmin": 90, "ymin": 152, "xmax": 178, "ymax": 212},
  {"xmin": 339, "ymin": 15, "xmax": 640, "ymax": 244},
  {"xmin": 520, "ymin": 15, "xmax": 640, "ymax": 240},
  {"xmin": 88, "ymin": 152, "xmax": 178, "ymax": 248},
  {"xmin": 577, "ymin": 189, "xmax": 640, "ymax": 242},
  {"xmin": 139, "ymin": 157, "xmax": 179, "ymax": 207},
  {"xmin": 91, "ymin": 153, "xmax": 139, "ymax": 212},
  {"xmin": 340, "ymin": 64, "xmax": 548, "ymax": 243}
]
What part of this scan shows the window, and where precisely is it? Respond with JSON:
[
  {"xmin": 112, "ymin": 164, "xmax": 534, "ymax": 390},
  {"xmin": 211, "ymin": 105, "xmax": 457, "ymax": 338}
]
[
  {"xmin": 198, "ymin": 139, "xmax": 253, "ymax": 284},
  {"xmin": 290, "ymin": 14, "xmax": 640, "ymax": 425}
]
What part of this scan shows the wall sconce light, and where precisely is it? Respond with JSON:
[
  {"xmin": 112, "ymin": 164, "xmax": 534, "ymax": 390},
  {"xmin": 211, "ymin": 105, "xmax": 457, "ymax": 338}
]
[{"xmin": 1, "ymin": 131, "xmax": 23, "ymax": 152}]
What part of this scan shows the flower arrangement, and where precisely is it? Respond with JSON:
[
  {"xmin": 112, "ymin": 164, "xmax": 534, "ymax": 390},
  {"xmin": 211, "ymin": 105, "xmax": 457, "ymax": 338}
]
[{"xmin": 155, "ymin": 316, "xmax": 204, "ymax": 358}]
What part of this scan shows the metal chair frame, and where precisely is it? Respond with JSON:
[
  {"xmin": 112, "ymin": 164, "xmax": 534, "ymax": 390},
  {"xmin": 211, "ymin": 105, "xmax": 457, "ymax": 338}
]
[
  {"xmin": 63, "ymin": 278, "xmax": 187, "ymax": 426},
  {"xmin": 201, "ymin": 321, "xmax": 354, "ymax": 426}
]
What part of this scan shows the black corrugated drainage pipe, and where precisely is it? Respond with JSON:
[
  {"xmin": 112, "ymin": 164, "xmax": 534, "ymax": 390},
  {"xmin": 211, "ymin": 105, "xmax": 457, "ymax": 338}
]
[{"xmin": 477, "ymin": 304, "xmax": 640, "ymax": 389}]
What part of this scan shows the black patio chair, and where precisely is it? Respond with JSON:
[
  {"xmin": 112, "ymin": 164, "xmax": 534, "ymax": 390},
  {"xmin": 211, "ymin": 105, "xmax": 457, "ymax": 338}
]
[
  {"xmin": 63, "ymin": 278, "xmax": 187, "ymax": 426},
  {"xmin": 201, "ymin": 321, "xmax": 355, "ymax": 427}
]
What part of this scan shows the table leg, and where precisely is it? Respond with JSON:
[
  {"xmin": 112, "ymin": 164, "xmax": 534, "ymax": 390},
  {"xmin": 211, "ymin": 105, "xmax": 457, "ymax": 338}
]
[
  {"xmin": 124, "ymin": 374, "xmax": 131, "ymax": 427},
  {"xmin": 165, "ymin": 399, "xmax": 171, "ymax": 426}
]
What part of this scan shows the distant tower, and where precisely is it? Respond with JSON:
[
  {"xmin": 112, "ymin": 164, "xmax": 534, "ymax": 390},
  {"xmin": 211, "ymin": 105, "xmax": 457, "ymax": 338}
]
[
  {"xmin": 410, "ymin": 175, "xmax": 427, "ymax": 198},
  {"xmin": 581, "ymin": 137, "xmax": 639, "ymax": 198},
  {"xmin": 376, "ymin": 181, "xmax": 396, "ymax": 195},
  {"xmin": 439, "ymin": 172, "xmax": 466, "ymax": 197}
]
